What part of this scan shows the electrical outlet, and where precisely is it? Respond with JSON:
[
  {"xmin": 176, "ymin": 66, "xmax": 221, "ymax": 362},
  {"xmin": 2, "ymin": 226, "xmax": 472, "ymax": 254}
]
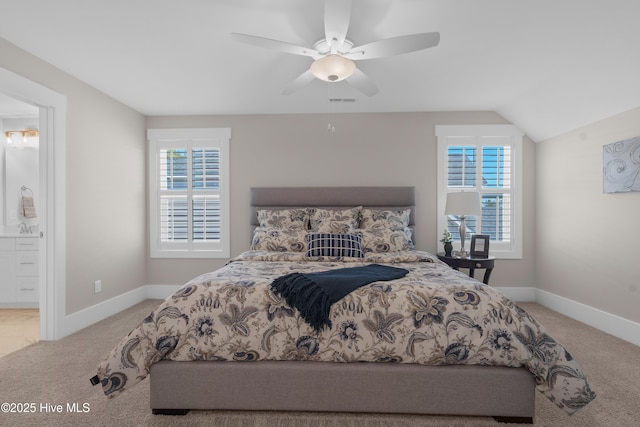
[{"xmin": 94, "ymin": 280, "xmax": 102, "ymax": 293}]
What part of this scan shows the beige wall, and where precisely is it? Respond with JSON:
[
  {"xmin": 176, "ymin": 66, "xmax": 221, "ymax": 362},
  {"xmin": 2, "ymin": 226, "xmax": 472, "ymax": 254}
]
[
  {"xmin": 537, "ymin": 106, "xmax": 640, "ymax": 323},
  {"xmin": 0, "ymin": 35, "xmax": 539, "ymax": 319},
  {"xmin": 0, "ymin": 38, "xmax": 147, "ymax": 314},
  {"xmin": 146, "ymin": 112, "xmax": 537, "ymax": 288}
]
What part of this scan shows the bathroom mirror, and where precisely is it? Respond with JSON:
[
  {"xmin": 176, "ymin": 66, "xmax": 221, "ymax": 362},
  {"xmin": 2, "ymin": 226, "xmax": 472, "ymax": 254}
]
[{"xmin": 4, "ymin": 146, "xmax": 39, "ymax": 229}]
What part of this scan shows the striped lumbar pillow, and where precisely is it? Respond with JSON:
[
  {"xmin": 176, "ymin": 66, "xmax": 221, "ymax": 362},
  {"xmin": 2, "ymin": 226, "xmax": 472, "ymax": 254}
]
[{"xmin": 305, "ymin": 233, "xmax": 365, "ymax": 258}]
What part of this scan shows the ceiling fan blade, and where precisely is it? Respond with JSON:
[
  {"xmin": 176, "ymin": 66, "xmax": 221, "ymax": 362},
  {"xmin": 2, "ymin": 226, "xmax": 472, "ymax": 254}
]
[
  {"xmin": 345, "ymin": 32, "xmax": 440, "ymax": 60},
  {"xmin": 231, "ymin": 33, "xmax": 319, "ymax": 58},
  {"xmin": 324, "ymin": 0, "xmax": 352, "ymax": 49},
  {"xmin": 282, "ymin": 70, "xmax": 316, "ymax": 95},
  {"xmin": 346, "ymin": 68, "xmax": 379, "ymax": 96}
]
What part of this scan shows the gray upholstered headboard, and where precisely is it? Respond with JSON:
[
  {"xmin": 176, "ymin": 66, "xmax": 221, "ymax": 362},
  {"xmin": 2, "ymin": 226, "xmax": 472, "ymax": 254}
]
[{"xmin": 250, "ymin": 187, "xmax": 415, "ymax": 227}]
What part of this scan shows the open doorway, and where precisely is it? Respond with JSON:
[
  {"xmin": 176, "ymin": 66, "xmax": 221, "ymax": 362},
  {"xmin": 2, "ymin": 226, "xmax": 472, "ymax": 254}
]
[
  {"xmin": 0, "ymin": 93, "xmax": 41, "ymax": 356},
  {"xmin": 0, "ymin": 67, "xmax": 66, "ymax": 341}
]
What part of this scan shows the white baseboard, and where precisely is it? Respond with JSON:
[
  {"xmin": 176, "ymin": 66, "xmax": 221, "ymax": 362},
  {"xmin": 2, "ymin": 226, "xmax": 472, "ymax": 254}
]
[
  {"xmin": 59, "ymin": 284, "xmax": 179, "ymax": 338},
  {"xmin": 535, "ymin": 289, "xmax": 640, "ymax": 347},
  {"xmin": 496, "ymin": 286, "xmax": 639, "ymax": 347},
  {"xmin": 59, "ymin": 284, "xmax": 639, "ymax": 348},
  {"xmin": 0, "ymin": 302, "xmax": 39, "ymax": 309},
  {"xmin": 493, "ymin": 286, "xmax": 536, "ymax": 302},
  {"xmin": 145, "ymin": 284, "xmax": 180, "ymax": 299}
]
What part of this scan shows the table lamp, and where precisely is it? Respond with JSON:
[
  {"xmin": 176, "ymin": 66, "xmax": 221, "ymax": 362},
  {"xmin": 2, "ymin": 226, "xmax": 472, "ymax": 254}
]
[{"xmin": 445, "ymin": 191, "xmax": 481, "ymax": 258}]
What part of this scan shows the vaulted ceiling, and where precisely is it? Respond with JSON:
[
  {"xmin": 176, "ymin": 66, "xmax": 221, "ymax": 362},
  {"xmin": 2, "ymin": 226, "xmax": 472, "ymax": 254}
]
[{"xmin": 1, "ymin": 0, "xmax": 639, "ymax": 141}]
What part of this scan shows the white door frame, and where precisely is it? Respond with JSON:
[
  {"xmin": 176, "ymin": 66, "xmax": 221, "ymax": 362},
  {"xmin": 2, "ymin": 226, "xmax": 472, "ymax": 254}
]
[{"xmin": 0, "ymin": 67, "xmax": 66, "ymax": 340}]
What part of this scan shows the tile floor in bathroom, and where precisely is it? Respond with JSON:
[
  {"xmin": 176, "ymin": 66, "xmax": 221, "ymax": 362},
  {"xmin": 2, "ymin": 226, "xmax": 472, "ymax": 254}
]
[{"xmin": 0, "ymin": 309, "xmax": 39, "ymax": 358}]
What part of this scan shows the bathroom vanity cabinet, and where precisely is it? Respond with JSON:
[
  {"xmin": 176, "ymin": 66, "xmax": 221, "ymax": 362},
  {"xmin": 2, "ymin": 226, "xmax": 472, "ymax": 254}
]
[{"xmin": 0, "ymin": 236, "xmax": 39, "ymax": 307}]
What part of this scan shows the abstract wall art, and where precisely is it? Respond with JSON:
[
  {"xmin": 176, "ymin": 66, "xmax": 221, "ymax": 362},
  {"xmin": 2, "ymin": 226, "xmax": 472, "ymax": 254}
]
[{"xmin": 603, "ymin": 136, "xmax": 640, "ymax": 193}]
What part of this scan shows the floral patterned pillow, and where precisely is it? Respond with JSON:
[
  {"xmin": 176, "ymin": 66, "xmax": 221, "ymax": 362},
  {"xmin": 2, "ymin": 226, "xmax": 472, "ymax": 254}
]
[
  {"xmin": 308, "ymin": 206, "xmax": 361, "ymax": 232},
  {"xmin": 315, "ymin": 221, "xmax": 355, "ymax": 234},
  {"xmin": 359, "ymin": 208, "xmax": 411, "ymax": 230},
  {"xmin": 256, "ymin": 208, "xmax": 308, "ymax": 229},
  {"xmin": 402, "ymin": 227, "xmax": 415, "ymax": 248},
  {"xmin": 355, "ymin": 228, "xmax": 413, "ymax": 253},
  {"xmin": 250, "ymin": 227, "xmax": 308, "ymax": 252}
]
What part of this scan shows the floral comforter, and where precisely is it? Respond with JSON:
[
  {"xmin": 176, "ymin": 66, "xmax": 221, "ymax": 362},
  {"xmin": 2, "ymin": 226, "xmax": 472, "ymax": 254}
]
[{"xmin": 95, "ymin": 250, "xmax": 595, "ymax": 414}]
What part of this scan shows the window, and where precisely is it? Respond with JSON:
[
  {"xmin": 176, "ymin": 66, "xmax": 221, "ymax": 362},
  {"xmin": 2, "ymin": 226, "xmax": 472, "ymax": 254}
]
[
  {"xmin": 148, "ymin": 128, "xmax": 230, "ymax": 258},
  {"xmin": 436, "ymin": 125, "xmax": 523, "ymax": 259}
]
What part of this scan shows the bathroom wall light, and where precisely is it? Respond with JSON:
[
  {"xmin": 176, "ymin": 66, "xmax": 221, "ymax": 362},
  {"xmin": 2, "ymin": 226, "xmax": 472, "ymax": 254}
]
[{"xmin": 5, "ymin": 129, "xmax": 39, "ymax": 145}]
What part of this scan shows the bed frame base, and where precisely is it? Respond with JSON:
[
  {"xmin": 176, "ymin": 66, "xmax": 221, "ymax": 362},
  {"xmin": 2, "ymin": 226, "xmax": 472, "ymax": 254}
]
[
  {"xmin": 152, "ymin": 408, "xmax": 189, "ymax": 416},
  {"xmin": 494, "ymin": 416, "xmax": 534, "ymax": 424},
  {"xmin": 151, "ymin": 409, "xmax": 532, "ymax": 424},
  {"xmin": 150, "ymin": 361, "xmax": 535, "ymax": 423}
]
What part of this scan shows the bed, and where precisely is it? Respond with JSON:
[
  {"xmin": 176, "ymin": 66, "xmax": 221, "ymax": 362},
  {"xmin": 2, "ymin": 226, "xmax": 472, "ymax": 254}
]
[{"xmin": 93, "ymin": 187, "xmax": 595, "ymax": 423}]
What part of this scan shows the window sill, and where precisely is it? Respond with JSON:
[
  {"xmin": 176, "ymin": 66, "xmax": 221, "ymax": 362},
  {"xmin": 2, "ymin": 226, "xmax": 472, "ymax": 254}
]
[{"xmin": 150, "ymin": 249, "xmax": 230, "ymax": 259}]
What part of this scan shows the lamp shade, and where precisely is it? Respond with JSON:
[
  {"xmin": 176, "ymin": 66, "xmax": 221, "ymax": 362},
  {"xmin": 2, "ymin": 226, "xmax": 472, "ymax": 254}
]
[
  {"xmin": 445, "ymin": 191, "xmax": 481, "ymax": 215},
  {"xmin": 310, "ymin": 54, "xmax": 356, "ymax": 82}
]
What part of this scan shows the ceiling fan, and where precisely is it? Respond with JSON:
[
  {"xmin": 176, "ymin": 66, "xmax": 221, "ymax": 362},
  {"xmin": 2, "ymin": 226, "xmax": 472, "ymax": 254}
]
[{"xmin": 231, "ymin": 0, "xmax": 440, "ymax": 97}]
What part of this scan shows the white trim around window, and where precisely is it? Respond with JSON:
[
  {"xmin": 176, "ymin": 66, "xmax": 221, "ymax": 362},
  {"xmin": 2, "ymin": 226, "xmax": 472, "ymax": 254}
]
[
  {"xmin": 148, "ymin": 128, "xmax": 230, "ymax": 258},
  {"xmin": 436, "ymin": 125, "xmax": 523, "ymax": 259}
]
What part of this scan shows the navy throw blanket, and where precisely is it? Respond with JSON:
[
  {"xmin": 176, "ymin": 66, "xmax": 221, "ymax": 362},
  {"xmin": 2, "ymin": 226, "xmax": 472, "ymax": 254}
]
[{"xmin": 271, "ymin": 264, "xmax": 409, "ymax": 333}]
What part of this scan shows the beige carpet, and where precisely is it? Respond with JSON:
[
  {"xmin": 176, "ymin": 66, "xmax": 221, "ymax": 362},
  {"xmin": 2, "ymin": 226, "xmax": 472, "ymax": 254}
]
[{"xmin": 0, "ymin": 300, "xmax": 638, "ymax": 426}]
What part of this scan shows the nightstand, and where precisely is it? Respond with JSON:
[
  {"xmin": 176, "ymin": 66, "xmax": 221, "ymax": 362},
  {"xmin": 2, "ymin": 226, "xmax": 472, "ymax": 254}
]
[{"xmin": 437, "ymin": 253, "xmax": 496, "ymax": 285}]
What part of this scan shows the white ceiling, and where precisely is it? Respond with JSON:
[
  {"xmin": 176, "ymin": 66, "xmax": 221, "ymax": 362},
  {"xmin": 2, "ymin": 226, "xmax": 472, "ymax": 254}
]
[{"xmin": 1, "ymin": 0, "xmax": 639, "ymax": 141}]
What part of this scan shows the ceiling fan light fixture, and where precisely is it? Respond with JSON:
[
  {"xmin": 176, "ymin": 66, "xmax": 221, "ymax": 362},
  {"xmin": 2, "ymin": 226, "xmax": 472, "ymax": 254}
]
[{"xmin": 310, "ymin": 54, "xmax": 355, "ymax": 82}]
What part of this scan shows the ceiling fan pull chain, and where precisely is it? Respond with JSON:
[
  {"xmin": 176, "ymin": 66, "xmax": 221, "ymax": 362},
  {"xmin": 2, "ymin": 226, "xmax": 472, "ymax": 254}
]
[
  {"xmin": 327, "ymin": 83, "xmax": 335, "ymax": 134},
  {"xmin": 327, "ymin": 82, "xmax": 336, "ymax": 133}
]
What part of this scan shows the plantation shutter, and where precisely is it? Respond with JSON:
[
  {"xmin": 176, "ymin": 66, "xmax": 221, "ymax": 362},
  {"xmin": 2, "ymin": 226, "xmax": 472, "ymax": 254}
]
[
  {"xmin": 149, "ymin": 128, "xmax": 230, "ymax": 258},
  {"xmin": 437, "ymin": 125, "xmax": 523, "ymax": 259}
]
